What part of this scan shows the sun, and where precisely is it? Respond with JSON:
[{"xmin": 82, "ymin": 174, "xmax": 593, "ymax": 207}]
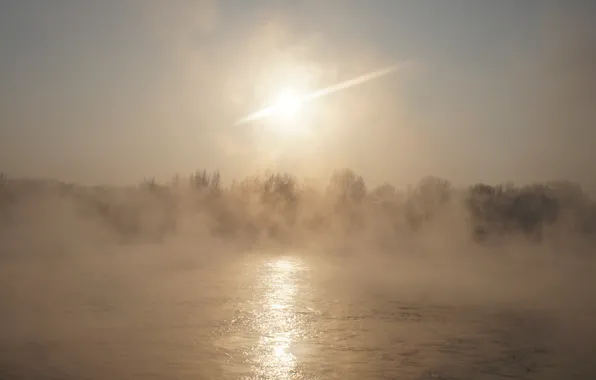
[
  {"xmin": 270, "ymin": 88, "xmax": 303, "ymax": 122},
  {"xmin": 235, "ymin": 84, "xmax": 312, "ymax": 137}
]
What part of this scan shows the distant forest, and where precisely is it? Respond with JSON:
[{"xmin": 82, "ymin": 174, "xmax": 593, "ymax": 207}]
[{"xmin": 1, "ymin": 170, "xmax": 595, "ymax": 248}]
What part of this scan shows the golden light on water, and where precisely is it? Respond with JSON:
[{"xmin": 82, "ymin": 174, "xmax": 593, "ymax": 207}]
[
  {"xmin": 251, "ymin": 257, "xmax": 306, "ymax": 379},
  {"xmin": 215, "ymin": 256, "xmax": 316, "ymax": 379}
]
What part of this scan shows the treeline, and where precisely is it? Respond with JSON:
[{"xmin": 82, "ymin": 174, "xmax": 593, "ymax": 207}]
[{"xmin": 0, "ymin": 170, "xmax": 595, "ymax": 245}]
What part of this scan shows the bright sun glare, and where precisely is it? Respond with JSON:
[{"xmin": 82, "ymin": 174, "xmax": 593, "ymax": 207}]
[
  {"xmin": 235, "ymin": 64, "xmax": 402, "ymax": 128},
  {"xmin": 270, "ymin": 89, "xmax": 303, "ymax": 122}
]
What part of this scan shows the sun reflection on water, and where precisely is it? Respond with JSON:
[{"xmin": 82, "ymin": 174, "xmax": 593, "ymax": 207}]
[{"xmin": 250, "ymin": 257, "xmax": 306, "ymax": 379}]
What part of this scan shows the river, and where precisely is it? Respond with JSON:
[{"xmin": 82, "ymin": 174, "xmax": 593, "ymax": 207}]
[{"xmin": 1, "ymin": 249, "xmax": 595, "ymax": 379}]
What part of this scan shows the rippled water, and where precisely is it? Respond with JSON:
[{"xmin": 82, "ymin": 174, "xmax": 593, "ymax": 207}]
[{"xmin": 1, "ymin": 251, "xmax": 595, "ymax": 379}]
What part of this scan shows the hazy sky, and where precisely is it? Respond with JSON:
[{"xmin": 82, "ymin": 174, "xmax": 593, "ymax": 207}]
[{"xmin": 1, "ymin": 1, "xmax": 595, "ymax": 186}]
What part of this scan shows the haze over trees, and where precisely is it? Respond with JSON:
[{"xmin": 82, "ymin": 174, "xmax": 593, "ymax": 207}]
[{"xmin": 1, "ymin": 169, "xmax": 594, "ymax": 253}]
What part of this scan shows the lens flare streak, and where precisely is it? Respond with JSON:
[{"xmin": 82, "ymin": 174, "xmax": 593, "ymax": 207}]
[{"xmin": 235, "ymin": 64, "xmax": 404, "ymax": 125}]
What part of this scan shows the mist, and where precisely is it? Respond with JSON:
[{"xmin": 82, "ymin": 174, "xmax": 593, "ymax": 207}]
[
  {"xmin": 2, "ymin": 1, "xmax": 596, "ymax": 379},
  {"xmin": 1, "ymin": 169, "xmax": 596, "ymax": 378}
]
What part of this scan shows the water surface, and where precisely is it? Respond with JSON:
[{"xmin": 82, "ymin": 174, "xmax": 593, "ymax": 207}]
[{"xmin": 1, "ymin": 250, "xmax": 595, "ymax": 379}]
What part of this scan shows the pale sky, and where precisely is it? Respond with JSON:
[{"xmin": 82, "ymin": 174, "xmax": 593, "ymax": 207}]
[{"xmin": 1, "ymin": 1, "xmax": 595, "ymax": 187}]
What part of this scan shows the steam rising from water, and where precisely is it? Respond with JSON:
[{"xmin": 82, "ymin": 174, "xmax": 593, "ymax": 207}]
[{"xmin": 1, "ymin": 181, "xmax": 596, "ymax": 378}]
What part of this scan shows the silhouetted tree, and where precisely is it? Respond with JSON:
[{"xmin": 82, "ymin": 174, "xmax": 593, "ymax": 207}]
[
  {"xmin": 405, "ymin": 177, "xmax": 452, "ymax": 230},
  {"xmin": 328, "ymin": 169, "xmax": 367, "ymax": 204},
  {"xmin": 190, "ymin": 170, "xmax": 221, "ymax": 196},
  {"xmin": 370, "ymin": 183, "xmax": 397, "ymax": 202}
]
